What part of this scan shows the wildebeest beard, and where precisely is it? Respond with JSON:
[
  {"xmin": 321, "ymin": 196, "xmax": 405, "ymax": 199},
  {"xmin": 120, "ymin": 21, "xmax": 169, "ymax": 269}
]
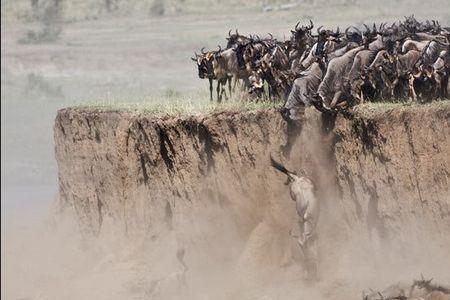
[{"xmin": 235, "ymin": 44, "xmax": 247, "ymax": 70}]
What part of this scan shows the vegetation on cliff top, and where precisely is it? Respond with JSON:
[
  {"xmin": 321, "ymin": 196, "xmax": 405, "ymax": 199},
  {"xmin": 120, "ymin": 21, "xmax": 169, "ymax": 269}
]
[
  {"xmin": 75, "ymin": 90, "xmax": 280, "ymax": 117},
  {"xmin": 353, "ymin": 100, "xmax": 450, "ymax": 118},
  {"xmin": 76, "ymin": 91, "xmax": 449, "ymax": 118}
]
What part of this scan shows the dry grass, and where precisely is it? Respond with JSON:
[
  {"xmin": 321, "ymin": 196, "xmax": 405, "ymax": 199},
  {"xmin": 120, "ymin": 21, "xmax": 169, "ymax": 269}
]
[
  {"xmin": 76, "ymin": 90, "xmax": 281, "ymax": 117},
  {"xmin": 352, "ymin": 99, "xmax": 450, "ymax": 118}
]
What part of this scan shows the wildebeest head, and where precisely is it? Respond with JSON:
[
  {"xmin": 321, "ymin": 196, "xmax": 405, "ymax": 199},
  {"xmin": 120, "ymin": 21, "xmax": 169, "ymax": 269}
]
[
  {"xmin": 362, "ymin": 24, "xmax": 378, "ymax": 47},
  {"xmin": 315, "ymin": 26, "xmax": 341, "ymax": 57},
  {"xmin": 226, "ymin": 29, "xmax": 250, "ymax": 49},
  {"xmin": 412, "ymin": 275, "xmax": 434, "ymax": 292},
  {"xmin": 345, "ymin": 26, "xmax": 363, "ymax": 45},
  {"xmin": 232, "ymin": 42, "xmax": 251, "ymax": 69},
  {"xmin": 290, "ymin": 20, "xmax": 314, "ymax": 45},
  {"xmin": 191, "ymin": 48, "xmax": 215, "ymax": 79},
  {"xmin": 403, "ymin": 14, "xmax": 420, "ymax": 33}
]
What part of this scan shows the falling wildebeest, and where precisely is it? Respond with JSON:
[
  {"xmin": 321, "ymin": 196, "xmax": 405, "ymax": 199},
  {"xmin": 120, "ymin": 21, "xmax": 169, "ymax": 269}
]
[{"xmin": 270, "ymin": 155, "xmax": 320, "ymax": 279}]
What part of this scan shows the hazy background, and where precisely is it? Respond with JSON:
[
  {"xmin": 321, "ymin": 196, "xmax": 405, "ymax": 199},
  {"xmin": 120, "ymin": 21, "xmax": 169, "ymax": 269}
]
[{"xmin": 1, "ymin": 0, "xmax": 450, "ymax": 298}]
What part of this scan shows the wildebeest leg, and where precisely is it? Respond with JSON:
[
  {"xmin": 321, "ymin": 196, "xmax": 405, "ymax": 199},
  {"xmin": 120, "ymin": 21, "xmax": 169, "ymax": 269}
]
[
  {"xmin": 220, "ymin": 79, "xmax": 228, "ymax": 101},
  {"xmin": 217, "ymin": 81, "xmax": 221, "ymax": 102},
  {"xmin": 242, "ymin": 77, "xmax": 251, "ymax": 90},
  {"xmin": 228, "ymin": 76, "xmax": 232, "ymax": 98},
  {"xmin": 409, "ymin": 77, "xmax": 417, "ymax": 102},
  {"xmin": 232, "ymin": 77, "xmax": 239, "ymax": 92},
  {"xmin": 330, "ymin": 91, "xmax": 342, "ymax": 108},
  {"xmin": 298, "ymin": 218, "xmax": 318, "ymax": 280},
  {"xmin": 209, "ymin": 78, "xmax": 213, "ymax": 102}
]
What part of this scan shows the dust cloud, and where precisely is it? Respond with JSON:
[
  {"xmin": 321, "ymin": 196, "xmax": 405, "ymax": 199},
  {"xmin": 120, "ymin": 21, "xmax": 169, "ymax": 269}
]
[{"xmin": 3, "ymin": 175, "xmax": 450, "ymax": 299}]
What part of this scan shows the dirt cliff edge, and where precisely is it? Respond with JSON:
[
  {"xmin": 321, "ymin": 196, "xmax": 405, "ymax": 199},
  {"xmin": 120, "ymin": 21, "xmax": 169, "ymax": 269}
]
[{"xmin": 54, "ymin": 104, "xmax": 450, "ymax": 271}]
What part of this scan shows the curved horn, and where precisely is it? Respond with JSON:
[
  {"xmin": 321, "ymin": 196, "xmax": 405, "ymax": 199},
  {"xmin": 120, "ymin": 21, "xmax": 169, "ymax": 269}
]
[
  {"xmin": 217, "ymin": 45, "xmax": 222, "ymax": 51},
  {"xmin": 345, "ymin": 26, "xmax": 351, "ymax": 37},
  {"xmin": 308, "ymin": 19, "xmax": 314, "ymax": 30},
  {"xmin": 335, "ymin": 26, "xmax": 340, "ymax": 35},
  {"xmin": 363, "ymin": 24, "xmax": 370, "ymax": 32},
  {"xmin": 201, "ymin": 47, "xmax": 206, "ymax": 54},
  {"xmin": 317, "ymin": 25, "xmax": 323, "ymax": 34},
  {"xmin": 352, "ymin": 26, "xmax": 362, "ymax": 35},
  {"xmin": 295, "ymin": 21, "xmax": 301, "ymax": 30},
  {"xmin": 268, "ymin": 32, "xmax": 273, "ymax": 39},
  {"xmin": 228, "ymin": 29, "xmax": 232, "ymax": 37}
]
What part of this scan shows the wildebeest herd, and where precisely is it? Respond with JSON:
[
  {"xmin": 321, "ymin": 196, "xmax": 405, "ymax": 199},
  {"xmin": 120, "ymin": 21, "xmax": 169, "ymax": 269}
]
[{"xmin": 192, "ymin": 16, "xmax": 450, "ymax": 120}]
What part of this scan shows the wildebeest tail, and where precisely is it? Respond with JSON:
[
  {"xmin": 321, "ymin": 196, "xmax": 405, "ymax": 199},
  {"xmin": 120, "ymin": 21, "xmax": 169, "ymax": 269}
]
[{"xmin": 270, "ymin": 155, "xmax": 295, "ymax": 178}]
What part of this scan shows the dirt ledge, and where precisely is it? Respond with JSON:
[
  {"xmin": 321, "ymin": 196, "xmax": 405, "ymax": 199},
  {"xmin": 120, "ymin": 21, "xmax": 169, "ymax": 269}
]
[{"xmin": 54, "ymin": 103, "xmax": 450, "ymax": 253}]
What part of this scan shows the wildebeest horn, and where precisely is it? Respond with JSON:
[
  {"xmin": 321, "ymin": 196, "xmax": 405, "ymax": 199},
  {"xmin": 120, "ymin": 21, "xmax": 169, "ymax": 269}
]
[
  {"xmin": 351, "ymin": 26, "xmax": 362, "ymax": 35},
  {"xmin": 317, "ymin": 26, "xmax": 323, "ymax": 34},
  {"xmin": 308, "ymin": 19, "xmax": 314, "ymax": 30},
  {"xmin": 228, "ymin": 29, "xmax": 232, "ymax": 37},
  {"xmin": 345, "ymin": 26, "xmax": 350, "ymax": 37},
  {"xmin": 295, "ymin": 21, "xmax": 301, "ymax": 30},
  {"xmin": 336, "ymin": 26, "xmax": 340, "ymax": 35},
  {"xmin": 201, "ymin": 47, "xmax": 206, "ymax": 54},
  {"xmin": 268, "ymin": 33, "xmax": 273, "ymax": 39},
  {"xmin": 217, "ymin": 45, "xmax": 222, "ymax": 51},
  {"xmin": 236, "ymin": 29, "xmax": 239, "ymax": 35},
  {"xmin": 363, "ymin": 24, "xmax": 370, "ymax": 32}
]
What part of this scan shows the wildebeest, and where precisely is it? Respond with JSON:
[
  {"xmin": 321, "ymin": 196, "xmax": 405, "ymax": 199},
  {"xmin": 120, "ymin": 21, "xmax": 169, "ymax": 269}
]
[
  {"xmin": 316, "ymin": 45, "xmax": 365, "ymax": 109},
  {"xmin": 284, "ymin": 60, "xmax": 326, "ymax": 120},
  {"xmin": 270, "ymin": 155, "xmax": 320, "ymax": 279}
]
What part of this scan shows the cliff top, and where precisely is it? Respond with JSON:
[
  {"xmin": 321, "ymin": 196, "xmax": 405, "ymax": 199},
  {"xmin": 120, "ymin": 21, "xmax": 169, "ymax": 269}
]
[
  {"xmin": 72, "ymin": 97, "xmax": 450, "ymax": 119},
  {"xmin": 73, "ymin": 95, "xmax": 279, "ymax": 118}
]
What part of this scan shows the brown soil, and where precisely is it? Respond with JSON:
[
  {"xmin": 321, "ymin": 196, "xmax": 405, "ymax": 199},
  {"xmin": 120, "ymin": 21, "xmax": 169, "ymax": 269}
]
[{"xmin": 53, "ymin": 103, "xmax": 450, "ymax": 299}]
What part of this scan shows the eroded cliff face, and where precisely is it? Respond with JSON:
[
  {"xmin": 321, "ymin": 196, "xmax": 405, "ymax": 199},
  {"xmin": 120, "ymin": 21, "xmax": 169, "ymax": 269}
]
[
  {"xmin": 54, "ymin": 104, "xmax": 450, "ymax": 283},
  {"xmin": 334, "ymin": 106, "xmax": 450, "ymax": 243},
  {"xmin": 55, "ymin": 109, "xmax": 300, "ymax": 251}
]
